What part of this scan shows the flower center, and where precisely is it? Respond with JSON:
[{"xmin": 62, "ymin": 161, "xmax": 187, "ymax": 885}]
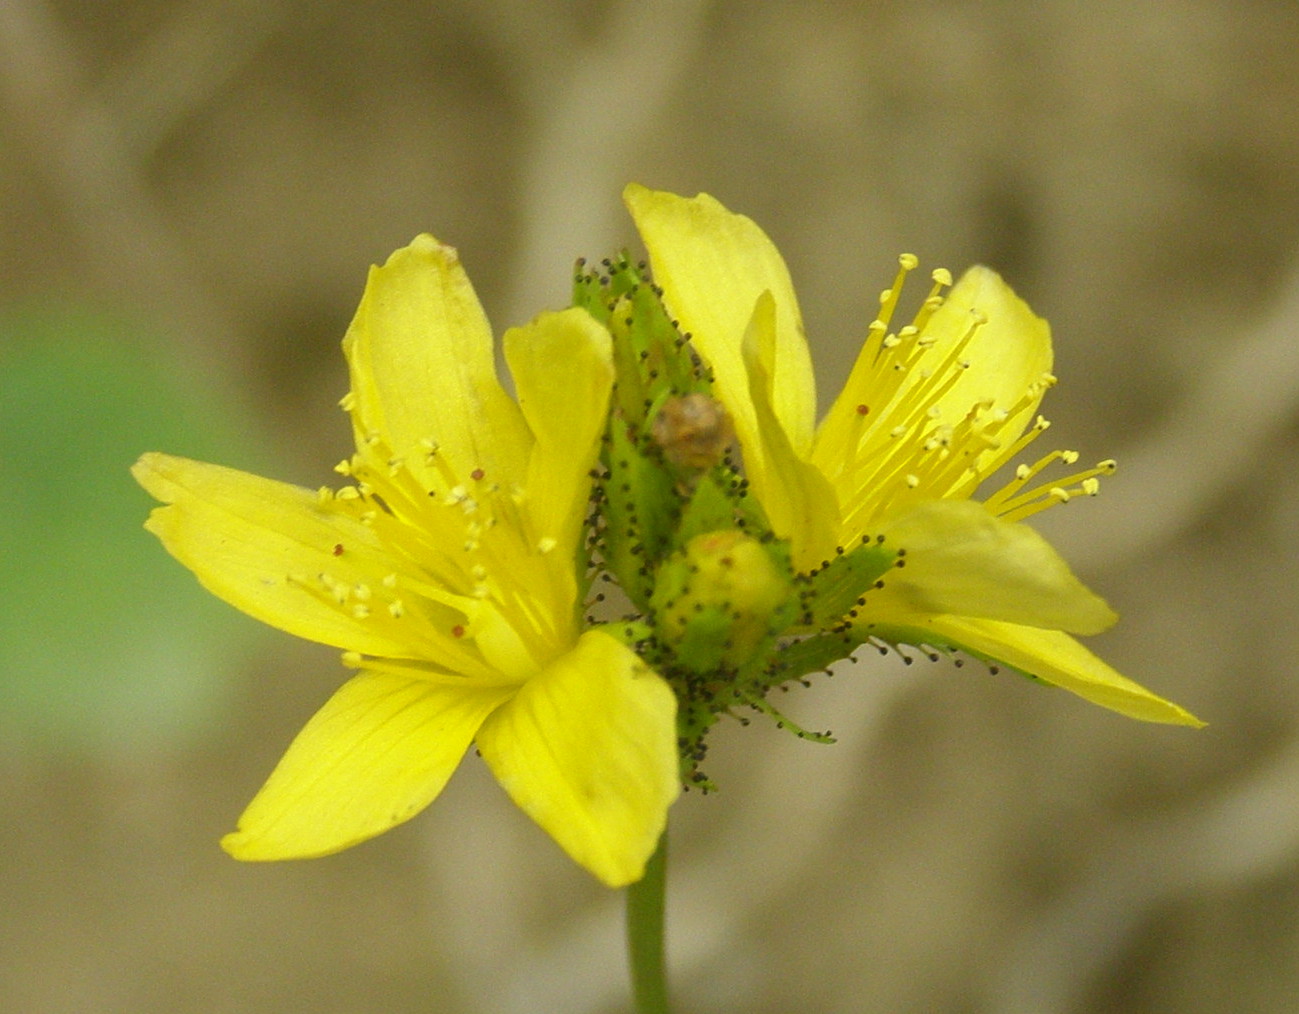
[{"xmin": 306, "ymin": 410, "xmax": 571, "ymax": 680}]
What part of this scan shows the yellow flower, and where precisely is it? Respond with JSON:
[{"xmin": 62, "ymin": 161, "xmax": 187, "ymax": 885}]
[
  {"xmin": 623, "ymin": 184, "xmax": 1201, "ymax": 727},
  {"xmin": 134, "ymin": 235, "xmax": 679, "ymax": 887}
]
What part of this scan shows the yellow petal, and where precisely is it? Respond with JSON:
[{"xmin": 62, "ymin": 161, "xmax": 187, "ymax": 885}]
[
  {"xmin": 870, "ymin": 499, "xmax": 1117, "ymax": 635},
  {"xmin": 476, "ymin": 629, "xmax": 679, "ymax": 887},
  {"xmin": 872, "ymin": 613, "xmax": 1204, "ymax": 726},
  {"xmin": 911, "ymin": 266, "xmax": 1052, "ymax": 446},
  {"xmin": 741, "ymin": 291, "xmax": 840, "ymax": 570},
  {"xmin": 343, "ymin": 235, "xmax": 531, "ymax": 486},
  {"xmin": 504, "ymin": 308, "xmax": 614, "ymax": 559},
  {"xmin": 223, "ymin": 672, "xmax": 514, "ymax": 859},
  {"xmin": 133, "ymin": 452, "xmax": 433, "ymax": 657},
  {"xmin": 624, "ymin": 184, "xmax": 817, "ymax": 456}
]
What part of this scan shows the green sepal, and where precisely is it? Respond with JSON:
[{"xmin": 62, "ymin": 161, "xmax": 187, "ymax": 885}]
[
  {"xmin": 600, "ymin": 419, "xmax": 679, "ymax": 611},
  {"xmin": 740, "ymin": 692, "xmax": 836, "ymax": 744},
  {"xmin": 796, "ymin": 537, "xmax": 898, "ymax": 628},
  {"xmin": 860, "ymin": 622, "xmax": 1003, "ymax": 672},
  {"xmin": 597, "ymin": 618, "xmax": 657, "ymax": 652},
  {"xmin": 575, "ymin": 253, "xmax": 709, "ymax": 429},
  {"xmin": 674, "ymin": 471, "xmax": 743, "ymax": 547},
  {"xmin": 762, "ymin": 631, "xmax": 867, "ymax": 684}
]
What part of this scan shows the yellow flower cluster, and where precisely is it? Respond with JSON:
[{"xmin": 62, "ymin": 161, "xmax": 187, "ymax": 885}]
[{"xmin": 135, "ymin": 188, "xmax": 1200, "ymax": 888}]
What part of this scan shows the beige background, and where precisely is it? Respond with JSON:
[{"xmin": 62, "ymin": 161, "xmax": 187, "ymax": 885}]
[{"xmin": 3, "ymin": 1, "xmax": 1299, "ymax": 1011}]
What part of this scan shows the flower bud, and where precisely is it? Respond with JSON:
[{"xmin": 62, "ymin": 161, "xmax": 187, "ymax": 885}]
[{"xmin": 650, "ymin": 530, "xmax": 794, "ymax": 673}]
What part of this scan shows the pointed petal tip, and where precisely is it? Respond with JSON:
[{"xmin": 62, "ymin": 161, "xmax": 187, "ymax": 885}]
[
  {"xmin": 386, "ymin": 232, "xmax": 460, "ymax": 270},
  {"xmin": 404, "ymin": 232, "xmax": 442, "ymax": 255},
  {"xmin": 130, "ymin": 451, "xmax": 168, "ymax": 496},
  {"xmin": 872, "ymin": 615, "xmax": 1204, "ymax": 728},
  {"xmin": 220, "ymin": 829, "xmax": 283, "ymax": 862},
  {"xmin": 220, "ymin": 824, "xmax": 358, "ymax": 862}
]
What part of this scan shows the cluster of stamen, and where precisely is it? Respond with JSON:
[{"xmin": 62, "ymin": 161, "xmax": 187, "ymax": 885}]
[
  {"xmin": 284, "ymin": 394, "xmax": 573, "ymax": 677},
  {"xmin": 824, "ymin": 254, "xmax": 1115, "ymax": 531}
]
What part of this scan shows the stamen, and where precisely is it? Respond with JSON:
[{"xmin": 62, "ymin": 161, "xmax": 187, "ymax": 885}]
[
  {"xmin": 876, "ymin": 253, "xmax": 919, "ymax": 332},
  {"xmin": 993, "ymin": 458, "xmax": 1118, "ymax": 522}
]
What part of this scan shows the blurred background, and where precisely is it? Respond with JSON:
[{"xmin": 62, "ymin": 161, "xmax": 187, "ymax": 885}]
[{"xmin": 3, "ymin": 1, "xmax": 1298, "ymax": 1011}]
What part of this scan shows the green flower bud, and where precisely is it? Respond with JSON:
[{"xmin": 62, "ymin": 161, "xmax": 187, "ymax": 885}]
[{"xmin": 650, "ymin": 530, "xmax": 794, "ymax": 674}]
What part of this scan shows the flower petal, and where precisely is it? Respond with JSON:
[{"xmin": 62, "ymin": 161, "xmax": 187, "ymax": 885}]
[
  {"xmin": 504, "ymin": 307, "xmax": 614, "ymax": 559},
  {"xmin": 913, "ymin": 266, "xmax": 1053, "ymax": 447},
  {"xmin": 624, "ymin": 184, "xmax": 817, "ymax": 456},
  {"xmin": 870, "ymin": 499, "xmax": 1117, "ymax": 635},
  {"xmin": 476, "ymin": 629, "xmax": 679, "ymax": 887},
  {"xmin": 223, "ymin": 672, "xmax": 514, "ymax": 859},
  {"xmin": 343, "ymin": 235, "xmax": 531, "ymax": 486},
  {"xmin": 741, "ymin": 291, "xmax": 840, "ymax": 570},
  {"xmin": 869, "ymin": 613, "xmax": 1204, "ymax": 726},
  {"xmin": 133, "ymin": 452, "xmax": 436, "ymax": 657}
]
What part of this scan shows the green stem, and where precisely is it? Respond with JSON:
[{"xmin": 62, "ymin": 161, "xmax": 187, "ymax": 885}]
[{"xmin": 626, "ymin": 829, "xmax": 670, "ymax": 1013}]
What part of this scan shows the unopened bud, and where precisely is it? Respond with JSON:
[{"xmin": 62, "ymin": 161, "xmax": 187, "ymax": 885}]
[{"xmin": 651, "ymin": 529, "xmax": 793, "ymax": 672}]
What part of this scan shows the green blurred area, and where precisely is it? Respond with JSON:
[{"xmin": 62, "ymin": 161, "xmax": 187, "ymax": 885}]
[{"xmin": 0, "ymin": 305, "xmax": 271, "ymax": 756}]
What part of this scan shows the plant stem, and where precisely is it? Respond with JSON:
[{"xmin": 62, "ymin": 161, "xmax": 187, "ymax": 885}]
[{"xmin": 626, "ymin": 829, "xmax": 670, "ymax": 1013}]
